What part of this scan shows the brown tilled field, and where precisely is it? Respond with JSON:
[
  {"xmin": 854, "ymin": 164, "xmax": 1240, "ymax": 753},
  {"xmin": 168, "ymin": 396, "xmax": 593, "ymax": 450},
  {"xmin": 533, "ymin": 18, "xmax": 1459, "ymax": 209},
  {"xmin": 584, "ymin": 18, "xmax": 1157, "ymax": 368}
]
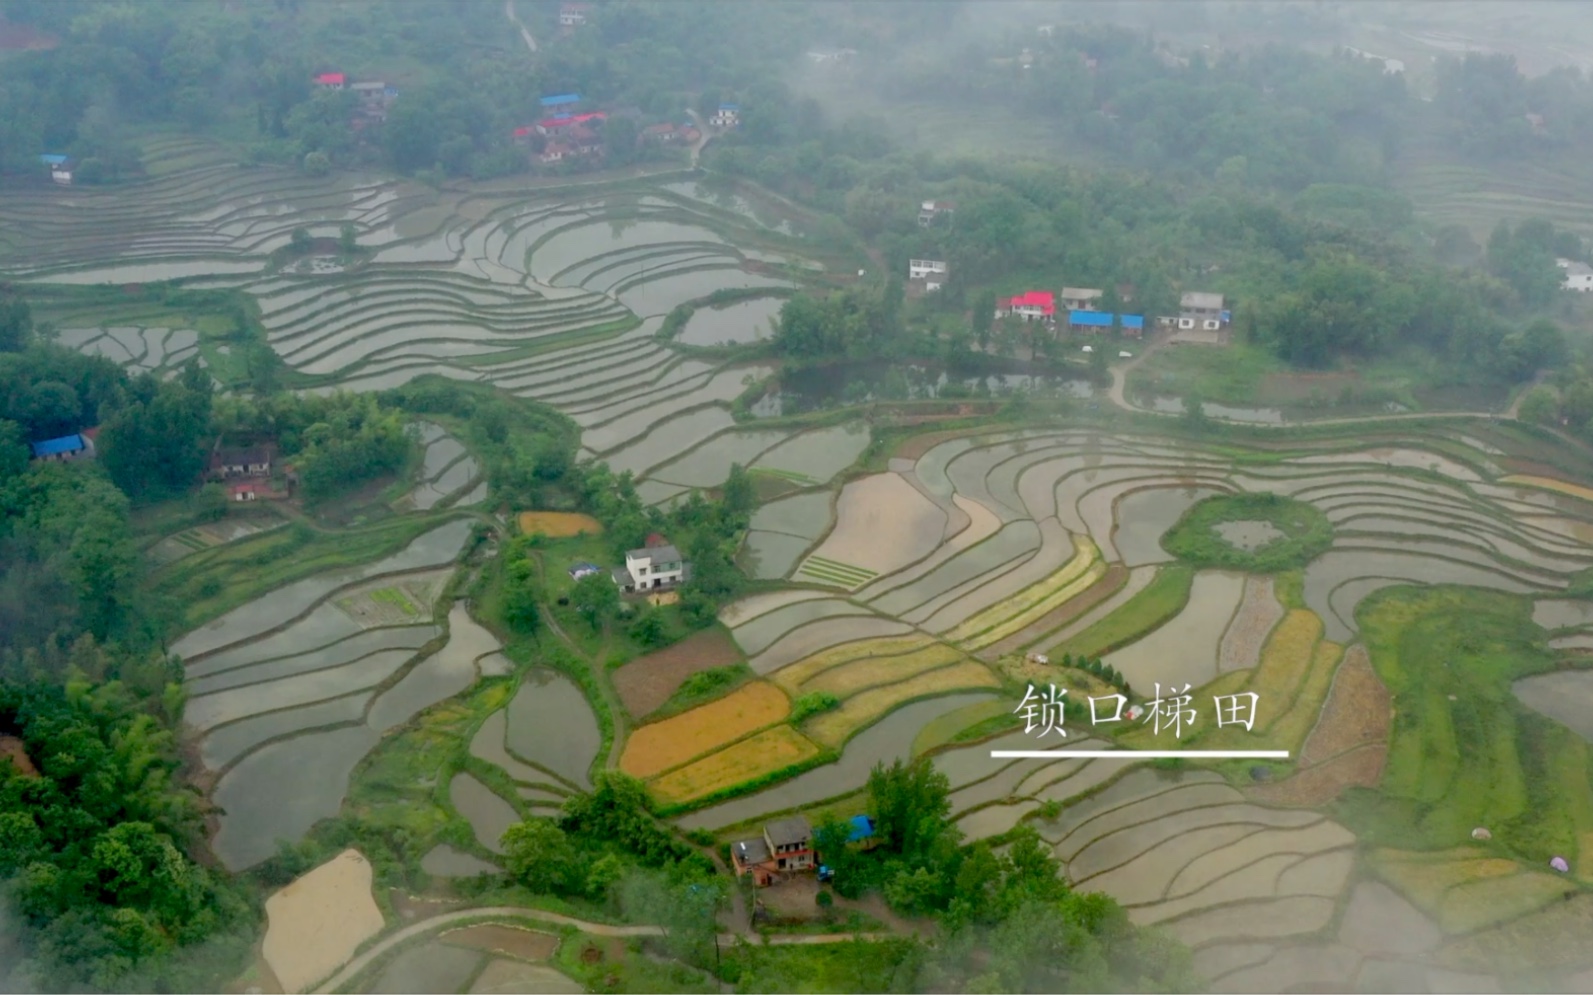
[
  {"xmin": 1299, "ymin": 645, "xmax": 1392, "ymax": 766},
  {"xmin": 1246, "ymin": 742, "xmax": 1387, "ymax": 807},
  {"xmin": 611, "ymin": 628, "xmax": 742, "ymax": 718}
]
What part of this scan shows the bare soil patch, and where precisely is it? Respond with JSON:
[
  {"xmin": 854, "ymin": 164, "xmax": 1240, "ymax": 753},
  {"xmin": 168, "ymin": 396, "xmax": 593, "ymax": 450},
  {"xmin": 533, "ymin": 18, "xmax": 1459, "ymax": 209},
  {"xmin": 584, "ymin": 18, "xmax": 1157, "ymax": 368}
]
[
  {"xmin": 1299, "ymin": 645, "xmax": 1392, "ymax": 766},
  {"xmin": 611, "ymin": 628, "xmax": 742, "ymax": 718},
  {"xmin": 516, "ymin": 512, "xmax": 603, "ymax": 537},
  {"xmin": 1246, "ymin": 742, "xmax": 1387, "ymax": 807},
  {"xmin": 262, "ymin": 849, "xmax": 385, "ymax": 995},
  {"xmin": 441, "ymin": 923, "xmax": 559, "ymax": 961},
  {"xmin": 1218, "ymin": 575, "xmax": 1285, "ymax": 672},
  {"xmin": 0, "ymin": 734, "xmax": 38, "ymax": 777}
]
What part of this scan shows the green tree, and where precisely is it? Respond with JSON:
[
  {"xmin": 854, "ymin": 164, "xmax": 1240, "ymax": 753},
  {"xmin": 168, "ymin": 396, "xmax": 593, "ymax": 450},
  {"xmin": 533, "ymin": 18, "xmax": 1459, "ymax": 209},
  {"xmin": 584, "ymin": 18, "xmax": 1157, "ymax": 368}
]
[
  {"xmin": 302, "ymin": 150, "xmax": 330, "ymax": 176},
  {"xmin": 290, "ymin": 227, "xmax": 311, "ymax": 253},
  {"xmin": 501, "ymin": 818, "xmax": 574, "ymax": 893},
  {"xmin": 1517, "ymin": 385, "xmax": 1559, "ymax": 426},
  {"xmin": 570, "ymin": 571, "xmax": 620, "ymax": 632},
  {"xmin": 972, "ymin": 289, "xmax": 996, "ymax": 349},
  {"xmin": 339, "ymin": 223, "xmax": 358, "ymax": 256},
  {"xmin": 867, "ymin": 758, "xmax": 956, "ymax": 864},
  {"xmin": 0, "ymin": 292, "xmax": 32, "ymax": 352}
]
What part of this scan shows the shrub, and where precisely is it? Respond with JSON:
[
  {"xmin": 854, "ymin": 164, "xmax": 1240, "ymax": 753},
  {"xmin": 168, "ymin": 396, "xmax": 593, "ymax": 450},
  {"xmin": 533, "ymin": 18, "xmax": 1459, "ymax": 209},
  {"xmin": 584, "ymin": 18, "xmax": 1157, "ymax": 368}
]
[
  {"xmin": 1161, "ymin": 492, "xmax": 1333, "ymax": 572},
  {"xmin": 790, "ymin": 691, "xmax": 841, "ymax": 723}
]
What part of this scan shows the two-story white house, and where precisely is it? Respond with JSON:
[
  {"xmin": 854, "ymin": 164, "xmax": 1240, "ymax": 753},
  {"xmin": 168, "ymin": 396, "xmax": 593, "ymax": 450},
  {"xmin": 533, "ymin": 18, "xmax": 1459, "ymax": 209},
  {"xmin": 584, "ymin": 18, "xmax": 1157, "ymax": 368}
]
[
  {"xmin": 617, "ymin": 543, "xmax": 687, "ymax": 592},
  {"xmin": 907, "ymin": 259, "xmax": 948, "ymax": 292},
  {"xmin": 710, "ymin": 103, "xmax": 740, "ymax": 128},
  {"xmin": 1558, "ymin": 258, "xmax": 1593, "ymax": 292}
]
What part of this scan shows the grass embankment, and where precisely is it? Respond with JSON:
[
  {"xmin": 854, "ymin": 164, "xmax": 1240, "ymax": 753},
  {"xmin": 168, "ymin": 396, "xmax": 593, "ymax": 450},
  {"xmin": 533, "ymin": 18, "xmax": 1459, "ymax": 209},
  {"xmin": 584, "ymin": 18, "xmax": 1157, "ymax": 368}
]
[
  {"xmin": 1051, "ymin": 563, "xmax": 1195, "ymax": 660},
  {"xmin": 152, "ymin": 513, "xmax": 453, "ymax": 630},
  {"xmin": 1161, "ymin": 492, "xmax": 1333, "ymax": 572},
  {"xmin": 1338, "ymin": 586, "xmax": 1593, "ymax": 873}
]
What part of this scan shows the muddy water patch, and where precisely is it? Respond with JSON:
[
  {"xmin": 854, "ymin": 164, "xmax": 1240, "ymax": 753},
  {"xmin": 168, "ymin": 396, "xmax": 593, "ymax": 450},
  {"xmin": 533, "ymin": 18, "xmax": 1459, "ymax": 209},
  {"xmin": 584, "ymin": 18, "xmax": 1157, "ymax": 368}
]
[
  {"xmin": 369, "ymin": 941, "xmax": 483, "ymax": 994},
  {"xmin": 1115, "ymin": 487, "xmax": 1222, "ymax": 566},
  {"xmin": 213, "ymin": 724, "xmax": 380, "ymax": 870},
  {"xmin": 1104, "ymin": 571, "xmax": 1245, "ymax": 691},
  {"xmin": 505, "ymin": 668, "xmax": 599, "ymax": 788},
  {"xmin": 737, "ymin": 531, "xmax": 812, "ymax": 580},
  {"xmin": 647, "ymin": 427, "xmax": 790, "ymax": 487},
  {"xmin": 1513, "ymin": 670, "xmax": 1593, "ymax": 741},
  {"xmin": 367, "ymin": 604, "xmax": 494, "ymax": 732},
  {"xmin": 199, "ymin": 693, "xmax": 369, "ymax": 771},
  {"xmin": 451, "ymin": 772, "xmax": 520, "ymax": 855},
  {"xmin": 750, "ymin": 490, "xmax": 833, "ymax": 539},
  {"xmin": 421, "ymin": 843, "xmax": 501, "ymax": 878},
  {"xmin": 753, "ymin": 422, "xmax": 871, "ymax": 484},
  {"xmin": 677, "ymin": 296, "xmax": 784, "ymax": 346}
]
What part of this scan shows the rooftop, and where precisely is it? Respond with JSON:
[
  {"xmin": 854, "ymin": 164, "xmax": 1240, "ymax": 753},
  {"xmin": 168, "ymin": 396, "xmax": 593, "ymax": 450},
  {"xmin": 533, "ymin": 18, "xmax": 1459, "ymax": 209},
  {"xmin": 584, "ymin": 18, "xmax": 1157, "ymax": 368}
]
[
  {"xmin": 541, "ymin": 93, "xmax": 581, "ymax": 107},
  {"xmin": 1121, "ymin": 314, "xmax": 1145, "ymax": 329},
  {"xmin": 215, "ymin": 445, "xmax": 270, "ymax": 466},
  {"xmin": 1069, "ymin": 310, "xmax": 1112, "ymax": 327},
  {"xmin": 765, "ymin": 816, "xmax": 812, "ymax": 848},
  {"xmin": 1181, "ymin": 291, "xmax": 1224, "ymax": 310},
  {"xmin": 29, "ymin": 434, "xmax": 84, "ymax": 458},
  {"xmin": 734, "ymin": 836, "xmax": 771, "ymax": 866},
  {"xmin": 1062, "ymin": 287, "xmax": 1102, "ymax": 299},
  {"xmin": 847, "ymin": 815, "xmax": 876, "ymax": 842},
  {"xmin": 39, "ymin": 153, "xmax": 68, "ymax": 166},
  {"xmin": 628, "ymin": 543, "xmax": 682, "ymax": 564},
  {"xmin": 1004, "ymin": 291, "xmax": 1056, "ymax": 316},
  {"xmin": 315, "ymin": 72, "xmax": 345, "ymax": 85}
]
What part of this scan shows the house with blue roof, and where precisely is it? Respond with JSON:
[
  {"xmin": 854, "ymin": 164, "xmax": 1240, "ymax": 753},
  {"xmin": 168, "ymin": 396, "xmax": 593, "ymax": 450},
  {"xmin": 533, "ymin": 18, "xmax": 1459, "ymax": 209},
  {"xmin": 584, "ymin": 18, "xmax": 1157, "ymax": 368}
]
[
  {"xmin": 29, "ymin": 433, "xmax": 93, "ymax": 463},
  {"xmin": 1120, "ymin": 314, "xmax": 1145, "ymax": 337},
  {"xmin": 1068, "ymin": 309, "xmax": 1113, "ymax": 332},
  {"xmin": 39, "ymin": 154, "xmax": 73, "ymax": 185},
  {"xmin": 540, "ymin": 93, "xmax": 581, "ymax": 112}
]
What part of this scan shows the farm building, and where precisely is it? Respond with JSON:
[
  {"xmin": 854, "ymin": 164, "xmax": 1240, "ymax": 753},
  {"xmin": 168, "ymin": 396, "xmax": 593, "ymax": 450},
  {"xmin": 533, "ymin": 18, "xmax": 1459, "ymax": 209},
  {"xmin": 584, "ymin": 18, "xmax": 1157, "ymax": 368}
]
[
  {"xmin": 997, "ymin": 291, "xmax": 1055, "ymax": 323},
  {"xmin": 907, "ymin": 259, "xmax": 948, "ymax": 293},
  {"xmin": 711, "ymin": 103, "xmax": 740, "ymax": 128},
  {"xmin": 1120, "ymin": 314, "xmax": 1145, "ymax": 338},
  {"xmin": 39, "ymin": 153, "xmax": 71, "ymax": 185},
  {"xmin": 618, "ymin": 543, "xmax": 687, "ymax": 592},
  {"xmin": 314, "ymin": 72, "xmax": 346, "ymax": 90},
  {"xmin": 1160, "ymin": 291, "xmax": 1230, "ymax": 331},
  {"xmin": 29, "ymin": 432, "xmax": 93, "ymax": 462},
  {"xmin": 1559, "ymin": 258, "xmax": 1593, "ymax": 292},
  {"xmin": 211, "ymin": 445, "xmax": 272, "ymax": 479},
  {"xmin": 1061, "ymin": 287, "xmax": 1103, "ymax": 311},
  {"xmin": 540, "ymin": 93, "xmax": 582, "ymax": 113},
  {"xmin": 1068, "ymin": 310, "xmax": 1113, "ymax": 333},
  {"xmin": 918, "ymin": 200, "xmax": 955, "ymax": 226},
  {"xmin": 732, "ymin": 816, "xmax": 815, "ymax": 886}
]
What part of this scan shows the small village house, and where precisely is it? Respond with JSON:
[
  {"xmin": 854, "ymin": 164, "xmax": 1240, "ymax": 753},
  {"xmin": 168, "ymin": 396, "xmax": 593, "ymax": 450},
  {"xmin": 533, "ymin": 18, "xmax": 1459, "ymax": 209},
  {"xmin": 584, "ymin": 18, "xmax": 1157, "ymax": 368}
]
[
  {"xmin": 540, "ymin": 93, "xmax": 582, "ymax": 116},
  {"xmin": 39, "ymin": 153, "xmax": 71, "ymax": 185},
  {"xmin": 559, "ymin": 2, "xmax": 591, "ymax": 27},
  {"xmin": 535, "ymin": 110, "xmax": 606, "ymax": 137},
  {"xmin": 1120, "ymin": 314, "xmax": 1145, "ymax": 338},
  {"xmin": 731, "ymin": 817, "xmax": 815, "ymax": 887},
  {"xmin": 710, "ymin": 103, "xmax": 740, "ymax": 128},
  {"xmin": 1164, "ymin": 291, "xmax": 1228, "ymax": 331},
  {"xmin": 1559, "ymin": 258, "xmax": 1593, "ymax": 292},
  {"xmin": 314, "ymin": 72, "xmax": 346, "ymax": 90},
  {"xmin": 228, "ymin": 480, "xmax": 287, "ymax": 502},
  {"xmin": 350, "ymin": 81, "xmax": 397, "ymax": 120},
  {"xmin": 1061, "ymin": 287, "xmax": 1103, "ymax": 311},
  {"xmin": 615, "ymin": 542, "xmax": 687, "ymax": 593},
  {"xmin": 28, "ymin": 432, "xmax": 93, "ymax": 463},
  {"xmin": 640, "ymin": 122, "xmax": 681, "ymax": 143},
  {"xmin": 907, "ymin": 259, "xmax": 948, "ymax": 293},
  {"xmin": 806, "ymin": 48, "xmax": 857, "ymax": 64},
  {"xmin": 565, "ymin": 123, "xmax": 601, "ymax": 156},
  {"xmin": 997, "ymin": 291, "xmax": 1055, "ymax": 323},
  {"xmin": 210, "ymin": 445, "xmax": 272, "ymax": 480},
  {"xmin": 539, "ymin": 142, "xmax": 571, "ymax": 164},
  {"xmin": 918, "ymin": 200, "xmax": 955, "ymax": 227}
]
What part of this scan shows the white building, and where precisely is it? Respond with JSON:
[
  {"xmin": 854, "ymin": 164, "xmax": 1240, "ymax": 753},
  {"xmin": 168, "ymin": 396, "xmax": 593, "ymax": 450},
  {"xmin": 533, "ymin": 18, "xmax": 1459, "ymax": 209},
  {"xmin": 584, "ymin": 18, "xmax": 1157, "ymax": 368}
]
[
  {"xmin": 710, "ymin": 104, "xmax": 740, "ymax": 128},
  {"xmin": 1558, "ymin": 258, "xmax": 1593, "ymax": 292},
  {"xmin": 619, "ymin": 544, "xmax": 687, "ymax": 592},
  {"xmin": 911, "ymin": 257, "xmax": 943, "ymax": 289},
  {"xmin": 1060, "ymin": 287, "xmax": 1103, "ymax": 311}
]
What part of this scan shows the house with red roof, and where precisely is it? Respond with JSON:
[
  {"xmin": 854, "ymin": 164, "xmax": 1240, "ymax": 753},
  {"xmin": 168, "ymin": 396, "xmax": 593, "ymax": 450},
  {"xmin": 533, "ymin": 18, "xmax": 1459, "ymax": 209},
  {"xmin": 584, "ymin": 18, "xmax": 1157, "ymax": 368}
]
[
  {"xmin": 997, "ymin": 291, "xmax": 1056, "ymax": 323},
  {"xmin": 534, "ymin": 111, "xmax": 606, "ymax": 137},
  {"xmin": 314, "ymin": 72, "xmax": 346, "ymax": 90}
]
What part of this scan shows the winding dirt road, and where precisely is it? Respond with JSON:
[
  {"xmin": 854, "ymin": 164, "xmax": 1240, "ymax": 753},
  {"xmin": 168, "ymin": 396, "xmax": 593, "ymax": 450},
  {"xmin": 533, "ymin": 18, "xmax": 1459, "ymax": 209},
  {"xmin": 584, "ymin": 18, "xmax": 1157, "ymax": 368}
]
[
  {"xmin": 312, "ymin": 906, "xmax": 889, "ymax": 993},
  {"xmin": 504, "ymin": 0, "xmax": 537, "ymax": 54}
]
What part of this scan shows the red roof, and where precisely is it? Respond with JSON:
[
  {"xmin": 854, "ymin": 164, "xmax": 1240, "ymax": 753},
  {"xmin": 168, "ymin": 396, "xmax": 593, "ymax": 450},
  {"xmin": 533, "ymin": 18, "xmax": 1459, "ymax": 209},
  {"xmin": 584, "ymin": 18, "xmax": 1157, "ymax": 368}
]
[
  {"xmin": 1003, "ymin": 291, "xmax": 1055, "ymax": 316},
  {"xmin": 230, "ymin": 480, "xmax": 267, "ymax": 495},
  {"xmin": 513, "ymin": 126, "xmax": 535, "ymax": 137},
  {"xmin": 315, "ymin": 72, "xmax": 345, "ymax": 85},
  {"xmin": 79, "ymin": 426, "xmax": 100, "ymax": 442}
]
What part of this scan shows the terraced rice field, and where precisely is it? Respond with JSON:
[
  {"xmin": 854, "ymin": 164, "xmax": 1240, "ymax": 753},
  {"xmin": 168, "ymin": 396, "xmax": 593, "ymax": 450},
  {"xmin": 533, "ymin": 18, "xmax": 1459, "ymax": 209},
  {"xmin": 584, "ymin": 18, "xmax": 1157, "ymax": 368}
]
[
  {"xmin": 516, "ymin": 511, "xmax": 603, "ymax": 537},
  {"xmin": 618, "ymin": 681, "xmax": 790, "ymax": 778}
]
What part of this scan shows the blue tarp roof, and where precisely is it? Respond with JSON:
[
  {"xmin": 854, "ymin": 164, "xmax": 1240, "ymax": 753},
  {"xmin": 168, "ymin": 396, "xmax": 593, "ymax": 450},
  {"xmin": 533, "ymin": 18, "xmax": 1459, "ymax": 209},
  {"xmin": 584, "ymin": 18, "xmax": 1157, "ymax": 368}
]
[
  {"xmin": 1220, "ymin": 310, "xmax": 1232, "ymax": 321},
  {"xmin": 1121, "ymin": 314, "xmax": 1144, "ymax": 329},
  {"xmin": 30, "ymin": 434, "xmax": 84, "ymax": 457},
  {"xmin": 540, "ymin": 93, "xmax": 580, "ymax": 106},
  {"xmin": 1069, "ymin": 310, "xmax": 1113, "ymax": 327},
  {"xmin": 847, "ymin": 815, "xmax": 875, "ymax": 841},
  {"xmin": 39, "ymin": 154, "xmax": 68, "ymax": 165}
]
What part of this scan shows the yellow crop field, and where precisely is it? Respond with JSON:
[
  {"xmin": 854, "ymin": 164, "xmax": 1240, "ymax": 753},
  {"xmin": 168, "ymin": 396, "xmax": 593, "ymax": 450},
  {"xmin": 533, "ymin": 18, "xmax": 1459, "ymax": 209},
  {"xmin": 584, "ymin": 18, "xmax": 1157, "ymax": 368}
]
[
  {"xmin": 1370, "ymin": 847, "xmax": 1522, "ymax": 917},
  {"xmin": 1500, "ymin": 474, "xmax": 1593, "ymax": 505},
  {"xmin": 964, "ymin": 561, "xmax": 1108, "ymax": 651},
  {"xmin": 804, "ymin": 644, "xmax": 966, "ymax": 698},
  {"xmin": 944, "ymin": 540, "xmax": 1099, "ymax": 644},
  {"xmin": 769, "ymin": 634, "xmax": 933, "ymax": 692},
  {"xmin": 620, "ymin": 681, "xmax": 789, "ymax": 778},
  {"xmin": 1439, "ymin": 872, "xmax": 1577, "ymax": 934},
  {"xmin": 649, "ymin": 726, "xmax": 822, "ymax": 805},
  {"xmin": 804, "ymin": 660, "xmax": 1000, "ymax": 747},
  {"xmin": 1251, "ymin": 610, "xmax": 1324, "ymax": 730},
  {"xmin": 516, "ymin": 511, "xmax": 604, "ymax": 537},
  {"xmin": 1196, "ymin": 638, "xmax": 1343, "ymax": 755}
]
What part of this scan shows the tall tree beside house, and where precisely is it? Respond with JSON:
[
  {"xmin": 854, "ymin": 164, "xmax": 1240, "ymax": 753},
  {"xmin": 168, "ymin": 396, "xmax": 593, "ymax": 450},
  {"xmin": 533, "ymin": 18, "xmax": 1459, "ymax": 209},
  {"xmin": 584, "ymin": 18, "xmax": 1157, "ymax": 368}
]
[
  {"xmin": 98, "ymin": 362, "xmax": 215, "ymax": 501},
  {"xmin": 972, "ymin": 289, "xmax": 995, "ymax": 349}
]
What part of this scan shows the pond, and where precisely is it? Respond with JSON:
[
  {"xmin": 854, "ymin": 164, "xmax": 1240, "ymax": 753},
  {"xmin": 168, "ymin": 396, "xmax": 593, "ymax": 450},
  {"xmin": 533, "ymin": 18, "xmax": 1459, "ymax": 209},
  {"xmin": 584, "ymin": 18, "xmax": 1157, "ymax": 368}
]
[
  {"xmin": 1513, "ymin": 670, "xmax": 1593, "ymax": 742},
  {"xmin": 1215, "ymin": 520, "xmax": 1287, "ymax": 552},
  {"xmin": 676, "ymin": 296, "xmax": 786, "ymax": 346}
]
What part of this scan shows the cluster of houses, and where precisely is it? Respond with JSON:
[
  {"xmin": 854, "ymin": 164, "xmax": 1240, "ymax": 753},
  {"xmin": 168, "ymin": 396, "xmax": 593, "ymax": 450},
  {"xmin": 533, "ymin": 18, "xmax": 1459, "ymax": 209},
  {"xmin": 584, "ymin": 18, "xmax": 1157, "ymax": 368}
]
[
  {"xmin": 513, "ymin": 94, "xmax": 609, "ymax": 164},
  {"xmin": 985, "ymin": 285, "xmax": 1231, "ymax": 342},
  {"xmin": 730, "ymin": 815, "xmax": 877, "ymax": 888},
  {"xmin": 312, "ymin": 72, "xmax": 399, "ymax": 127}
]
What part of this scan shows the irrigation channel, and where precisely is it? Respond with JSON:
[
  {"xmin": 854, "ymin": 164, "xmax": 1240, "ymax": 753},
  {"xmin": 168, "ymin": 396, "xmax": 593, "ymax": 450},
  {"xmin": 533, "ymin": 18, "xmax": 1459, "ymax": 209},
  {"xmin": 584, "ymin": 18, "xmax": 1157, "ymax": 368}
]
[{"xmin": 12, "ymin": 141, "xmax": 1593, "ymax": 992}]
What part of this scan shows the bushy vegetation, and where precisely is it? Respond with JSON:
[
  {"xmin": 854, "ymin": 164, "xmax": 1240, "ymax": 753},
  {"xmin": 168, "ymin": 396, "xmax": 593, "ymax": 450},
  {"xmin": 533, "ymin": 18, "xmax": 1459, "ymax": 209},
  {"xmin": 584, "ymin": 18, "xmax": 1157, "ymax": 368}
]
[
  {"xmin": 789, "ymin": 690, "xmax": 841, "ymax": 723},
  {"xmin": 1162, "ymin": 492, "xmax": 1334, "ymax": 572},
  {"xmin": 655, "ymin": 664, "xmax": 751, "ymax": 717}
]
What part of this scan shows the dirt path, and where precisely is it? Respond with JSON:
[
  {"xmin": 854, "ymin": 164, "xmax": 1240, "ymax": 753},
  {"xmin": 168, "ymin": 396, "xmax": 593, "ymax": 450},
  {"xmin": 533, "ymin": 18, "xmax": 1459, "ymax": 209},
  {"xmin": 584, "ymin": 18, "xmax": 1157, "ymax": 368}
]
[
  {"xmin": 686, "ymin": 109, "xmax": 711, "ymax": 169},
  {"xmin": 504, "ymin": 0, "xmax": 537, "ymax": 53},
  {"xmin": 312, "ymin": 905, "xmax": 891, "ymax": 992}
]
